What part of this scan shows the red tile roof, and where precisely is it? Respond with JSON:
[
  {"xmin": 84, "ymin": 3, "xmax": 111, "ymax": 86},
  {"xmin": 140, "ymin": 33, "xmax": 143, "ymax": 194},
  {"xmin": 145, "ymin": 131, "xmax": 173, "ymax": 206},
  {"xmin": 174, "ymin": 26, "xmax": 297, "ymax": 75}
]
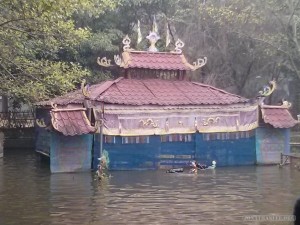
[
  {"xmin": 92, "ymin": 78, "xmax": 248, "ymax": 105},
  {"xmin": 36, "ymin": 82, "xmax": 106, "ymax": 106},
  {"xmin": 38, "ymin": 78, "xmax": 248, "ymax": 106},
  {"xmin": 121, "ymin": 51, "xmax": 194, "ymax": 70},
  {"xmin": 51, "ymin": 108, "xmax": 96, "ymax": 136},
  {"xmin": 261, "ymin": 106, "xmax": 298, "ymax": 128}
]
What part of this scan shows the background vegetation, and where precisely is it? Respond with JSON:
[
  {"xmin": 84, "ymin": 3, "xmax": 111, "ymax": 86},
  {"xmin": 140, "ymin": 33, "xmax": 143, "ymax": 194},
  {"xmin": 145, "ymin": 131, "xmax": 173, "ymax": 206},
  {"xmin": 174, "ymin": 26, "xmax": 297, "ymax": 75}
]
[{"xmin": 1, "ymin": 0, "xmax": 299, "ymax": 114}]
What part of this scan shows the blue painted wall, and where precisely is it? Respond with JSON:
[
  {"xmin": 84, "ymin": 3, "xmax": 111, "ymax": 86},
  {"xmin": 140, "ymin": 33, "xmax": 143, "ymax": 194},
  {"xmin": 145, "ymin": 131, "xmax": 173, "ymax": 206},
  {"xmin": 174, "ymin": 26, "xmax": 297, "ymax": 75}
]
[
  {"xmin": 160, "ymin": 135, "xmax": 195, "ymax": 169},
  {"xmin": 94, "ymin": 133, "xmax": 256, "ymax": 170},
  {"xmin": 195, "ymin": 134, "xmax": 256, "ymax": 167},
  {"xmin": 256, "ymin": 128, "xmax": 290, "ymax": 164},
  {"xmin": 94, "ymin": 136, "xmax": 160, "ymax": 170},
  {"xmin": 50, "ymin": 132, "xmax": 93, "ymax": 173}
]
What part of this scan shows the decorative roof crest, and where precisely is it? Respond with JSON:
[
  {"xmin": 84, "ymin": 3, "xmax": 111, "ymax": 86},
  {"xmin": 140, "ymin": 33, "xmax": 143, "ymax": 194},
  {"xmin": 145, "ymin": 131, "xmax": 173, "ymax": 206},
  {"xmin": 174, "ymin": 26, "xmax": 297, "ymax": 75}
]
[
  {"xmin": 282, "ymin": 99, "xmax": 292, "ymax": 108},
  {"xmin": 36, "ymin": 118, "xmax": 46, "ymax": 128},
  {"xmin": 81, "ymin": 79, "xmax": 90, "ymax": 97},
  {"xmin": 258, "ymin": 80, "xmax": 277, "ymax": 97},
  {"xmin": 51, "ymin": 102, "xmax": 58, "ymax": 109},
  {"xmin": 114, "ymin": 55, "xmax": 122, "ymax": 66},
  {"xmin": 123, "ymin": 35, "xmax": 132, "ymax": 51},
  {"xmin": 97, "ymin": 57, "xmax": 111, "ymax": 67},
  {"xmin": 192, "ymin": 57, "xmax": 207, "ymax": 71},
  {"xmin": 146, "ymin": 31, "xmax": 160, "ymax": 52},
  {"xmin": 172, "ymin": 39, "xmax": 185, "ymax": 54}
]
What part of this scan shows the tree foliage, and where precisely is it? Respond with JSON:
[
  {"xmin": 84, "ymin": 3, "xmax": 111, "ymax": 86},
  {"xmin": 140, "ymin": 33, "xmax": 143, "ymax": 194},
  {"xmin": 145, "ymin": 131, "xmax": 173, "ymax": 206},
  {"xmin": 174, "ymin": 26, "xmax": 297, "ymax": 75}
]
[
  {"xmin": 0, "ymin": 0, "xmax": 115, "ymax": 103},
  {"xmin": 1, "ymin": 0, "xmax": 300, "ymax": 111}
]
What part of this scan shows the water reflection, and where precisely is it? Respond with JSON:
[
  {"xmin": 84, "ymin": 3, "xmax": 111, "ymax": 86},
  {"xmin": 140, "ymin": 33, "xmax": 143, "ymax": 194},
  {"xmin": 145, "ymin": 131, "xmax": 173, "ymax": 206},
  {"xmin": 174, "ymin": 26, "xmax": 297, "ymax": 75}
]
[
  {"xmin": 49, "ymin": 173, "xmax": 95, "ymax": 225},
  {"xmin": 0, "ymin": 149, "xmax": 299, "ymax": 225}
]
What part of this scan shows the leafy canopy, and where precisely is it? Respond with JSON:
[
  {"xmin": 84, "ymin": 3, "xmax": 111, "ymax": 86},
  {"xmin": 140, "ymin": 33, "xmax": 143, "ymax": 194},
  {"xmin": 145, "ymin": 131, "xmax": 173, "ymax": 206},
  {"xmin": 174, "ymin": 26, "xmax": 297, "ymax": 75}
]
[{"xmin": 0, "ymin": 0, "xmax": 116, "ymax": 103}]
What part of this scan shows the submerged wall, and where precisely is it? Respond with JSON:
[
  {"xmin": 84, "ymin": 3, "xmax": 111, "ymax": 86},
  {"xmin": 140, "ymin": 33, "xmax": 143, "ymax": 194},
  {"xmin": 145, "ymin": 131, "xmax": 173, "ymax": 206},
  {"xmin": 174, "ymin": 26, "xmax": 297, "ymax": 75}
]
[
  {"xmin": 256, "ymin": 127, "xmax": 289, "ymax": 164},
  {"xmin": 93, "ymin": 136, "xmax": 159, "ymax": 170},
  {"xmin": 94, "ymin": 131, "xmax": 256, "ymax": 170},
  {"xmin": 196, "ymin": 133, "xmax": 256, "ymax": 167},
  {"xmin": 50, "ymin": 132, "xmax": 93, "ymax": 173},
  {"xmin": 36, "ymin": 125, "xmax": 289, "ymax": 172}
]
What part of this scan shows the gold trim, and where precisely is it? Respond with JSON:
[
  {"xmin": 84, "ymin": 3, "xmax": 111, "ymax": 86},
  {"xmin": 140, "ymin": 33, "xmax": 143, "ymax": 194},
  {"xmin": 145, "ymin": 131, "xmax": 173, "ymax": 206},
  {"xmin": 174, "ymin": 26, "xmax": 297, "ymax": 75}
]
[
  {"xmin": 50, "ymin": 102, "xmax": 57, "ymax": 109},
  {"xmin": 103, "ymin": 106, "xmax": 258, "ymax": 114},
  {"xmin": 171, "ymin": 39, "xmax": 185, "ymax": 54},
  {"xmin": 114, "ymin": 55, "xmax": 122, "ymax": 66},
  {"xmin": 51, "ymin": 108, "xmax": 86, "ymax": 112},
  {"xmin": 139, "ymin": 118, "xmax": 159, "ymax": 128},
  {"xmin": 123, "ymin": 35, "xmax": 133, "ymax": 51},
  {"xmin": 261, "ymin": 104, "xmax": 291, "ymax": 109},
  {"xmin": 81, "ymin": 79, "xmax": 90, "ymax": 97},
  {"xmin": 36, "ymin": 119, "xmax": 46, "ymax": 128},
  {"xmin": 50, "ymin": 111, "xmax": 59, "ymax": 130},
  {"xmin": 100, "ymin": 122, "xmax": 258, "ymax": 136},
  {"xmin": 203, "ymin": 117, "xmax": 220, "ymax": 126},
  {"xmin": 120, "ymin": 52, "xmax": 131, "ymax": 68},
  {"xmin": 258, "ymin": 80, "xmax": 276, "ymax": 97},
  {"xmin": 180, "ymin": 55, "xmax": 194, "ymax": 70},
  {"xmin": 97, "ymin": 57, "xmax": 111, "ymax": 67},
  {"xmin": 192, "ymin": 57, "xmax": 207, "ymax": 71}
]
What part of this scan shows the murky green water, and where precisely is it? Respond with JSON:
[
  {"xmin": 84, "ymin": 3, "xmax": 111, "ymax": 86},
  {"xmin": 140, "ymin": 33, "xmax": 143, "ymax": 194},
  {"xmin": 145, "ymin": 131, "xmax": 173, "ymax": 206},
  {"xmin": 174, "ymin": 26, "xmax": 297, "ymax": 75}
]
[{"xmin": 0, "ymin": 149, "xmax": 300, "ymax": 225}]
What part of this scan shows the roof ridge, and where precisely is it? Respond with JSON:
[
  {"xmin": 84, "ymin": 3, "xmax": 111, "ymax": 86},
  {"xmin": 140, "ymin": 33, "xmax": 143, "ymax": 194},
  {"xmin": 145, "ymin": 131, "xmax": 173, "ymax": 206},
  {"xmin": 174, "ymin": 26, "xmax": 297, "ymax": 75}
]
[
  {"xmin": 128, "ymin": 50, "xmax": 182, "ymax": 55},
  {"xmin": 261, "ymin": 105, "xmax": 290, "ymax": 109},
  {"xmin": 90, "ymin": 77, "xmax": 123, "ymax": 100},
  {"xmin": 192, "ymin": 81, "xmax": 247, "ymax": 100}
]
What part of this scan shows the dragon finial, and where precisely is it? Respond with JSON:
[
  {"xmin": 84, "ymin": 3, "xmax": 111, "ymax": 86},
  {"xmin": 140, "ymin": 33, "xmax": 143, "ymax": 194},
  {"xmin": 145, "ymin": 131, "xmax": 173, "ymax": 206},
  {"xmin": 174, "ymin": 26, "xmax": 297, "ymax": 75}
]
[
  {"xmin": 258, "ymin": 80, "xmax": 277, "ymax": 97},
  {"xmin": 81, "ymin": 79, "xmax": 90, "ymax": 98}
]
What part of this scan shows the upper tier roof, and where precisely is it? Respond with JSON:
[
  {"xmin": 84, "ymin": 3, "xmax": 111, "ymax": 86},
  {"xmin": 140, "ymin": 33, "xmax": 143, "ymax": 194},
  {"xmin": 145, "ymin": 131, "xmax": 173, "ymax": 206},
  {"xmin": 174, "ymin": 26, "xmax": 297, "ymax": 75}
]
[
  {"xmin": 36, "ymin": 78, "xmax": 248, "ymax": 106},
  {"xmin": 97, "ymin": 35, "xmax": 207, "ymax": 71},
  {"xmin": 120, "ymin": 51, "xmax": 194, "ymax": 71}
]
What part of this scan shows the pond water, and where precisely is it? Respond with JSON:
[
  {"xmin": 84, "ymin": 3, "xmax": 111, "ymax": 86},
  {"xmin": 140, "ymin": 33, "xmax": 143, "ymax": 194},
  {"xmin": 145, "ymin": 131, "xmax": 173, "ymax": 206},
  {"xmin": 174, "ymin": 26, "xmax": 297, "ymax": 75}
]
[{"xmin": 0, "ymin": 149, "xmax": 300, "ymax": 225}]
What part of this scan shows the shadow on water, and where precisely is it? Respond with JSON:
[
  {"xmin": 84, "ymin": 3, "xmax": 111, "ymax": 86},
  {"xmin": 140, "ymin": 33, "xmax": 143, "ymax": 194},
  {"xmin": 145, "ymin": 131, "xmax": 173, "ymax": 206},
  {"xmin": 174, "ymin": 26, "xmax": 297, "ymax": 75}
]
[{"xmin": 1, "ymin": 149, "xmax": 300, "ymax": 225}]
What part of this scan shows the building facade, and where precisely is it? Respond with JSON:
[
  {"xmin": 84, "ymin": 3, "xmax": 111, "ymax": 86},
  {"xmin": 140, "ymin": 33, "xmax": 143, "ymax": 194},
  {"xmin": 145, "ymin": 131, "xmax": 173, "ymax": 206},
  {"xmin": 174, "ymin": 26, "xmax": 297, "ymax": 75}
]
[{"xmin": 35, "ymin": 33, "xmax": 299, "ymax": 173}]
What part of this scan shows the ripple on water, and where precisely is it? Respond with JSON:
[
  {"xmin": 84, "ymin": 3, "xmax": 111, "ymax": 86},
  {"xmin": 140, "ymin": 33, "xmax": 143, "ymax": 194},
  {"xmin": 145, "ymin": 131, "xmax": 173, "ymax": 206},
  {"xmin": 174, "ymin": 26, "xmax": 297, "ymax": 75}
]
[{"xmin": 0, "ymin": 150, "xmax": 299, "ymax": 225}]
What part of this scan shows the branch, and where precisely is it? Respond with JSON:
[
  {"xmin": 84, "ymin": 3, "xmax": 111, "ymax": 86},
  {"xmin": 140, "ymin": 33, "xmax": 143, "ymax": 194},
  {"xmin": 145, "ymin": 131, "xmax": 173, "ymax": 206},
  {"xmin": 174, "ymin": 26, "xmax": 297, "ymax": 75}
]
[
  {"xmin": 231, "ymin": 31, "xmax": 300, "ymax": 78},
  {"xmin": 231, "ymin": 31, "xmax": 289, "ymax": 55},
  {"xmin": 0, "ymin": 57, "xmax": 43, "ymax": 82},
  {"xmin": 1, "ymin": 26, "xmax": 36, "ymax": 38},
  {"xmin": 287, "ymin": 0, "xmax": 300, "ymax": 26},
  {"xmin": 0, "ymin": 18, "xmax": 32, "ymax": 27}
]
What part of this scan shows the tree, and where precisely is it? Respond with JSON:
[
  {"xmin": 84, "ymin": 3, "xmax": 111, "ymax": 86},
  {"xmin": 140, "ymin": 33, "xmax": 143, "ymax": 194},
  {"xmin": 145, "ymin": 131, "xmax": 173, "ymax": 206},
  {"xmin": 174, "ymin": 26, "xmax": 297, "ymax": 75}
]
[{"xmin": 0, "ymin": 0, "xmax": 116, "ymax": 103}]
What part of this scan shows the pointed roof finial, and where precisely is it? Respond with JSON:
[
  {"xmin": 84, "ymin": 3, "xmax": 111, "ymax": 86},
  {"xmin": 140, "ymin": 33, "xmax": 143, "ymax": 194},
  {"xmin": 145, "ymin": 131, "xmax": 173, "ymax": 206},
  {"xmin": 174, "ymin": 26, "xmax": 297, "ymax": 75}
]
[
  {"xmin": 146, "ymin": 31, "xmax": 160, "ymax": 52},
  {"xmin": 152, "ymin": 15, "xmax": 158, "ymax": 33}
]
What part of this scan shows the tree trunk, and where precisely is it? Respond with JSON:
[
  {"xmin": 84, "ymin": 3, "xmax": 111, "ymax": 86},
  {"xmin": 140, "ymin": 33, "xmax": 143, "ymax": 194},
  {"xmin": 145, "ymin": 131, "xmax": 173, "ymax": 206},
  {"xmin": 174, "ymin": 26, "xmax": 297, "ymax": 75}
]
[
  {"xmin": 1, "ymin": 96, "xmax": 8, "ymax": 112},
  {"xmin": 295, "ymin": 77, "xmax": 300, "ymax": 117}
]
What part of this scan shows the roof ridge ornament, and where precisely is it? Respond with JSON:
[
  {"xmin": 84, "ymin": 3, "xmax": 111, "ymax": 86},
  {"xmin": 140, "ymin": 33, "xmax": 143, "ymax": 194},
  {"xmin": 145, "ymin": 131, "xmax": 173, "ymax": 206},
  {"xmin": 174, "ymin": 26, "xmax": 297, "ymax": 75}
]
[
  {"xmin": 282, "ymin": 99, "xmax": 292, "ymax": 108},
  {"xmin": 36, "ymin": 118, "xmax": 46, "ymax": 128},
  {"xmin": 192, "ymin": 57, "xmax": 207, "ymax": 71},
  {"xmin": 81, "ymin": 79, "xmax": 90, "ymax": 97},
  {"xmin": 51, "ymin": 102, "xmax": 58, "ymax": 109},
  {"xmin": 97, "ymin": 57, "xmax": 111, "ymax": 67},
  {"xmin": 258, "ymin": 80, "xmax": 277, "ymax": 97},
  {"xmin": 114, "ymin": 55, "xmax": 122, "ymax": 66},
  {"xmin": 172, "ymin": 39, "xmax": 185, "ymax": 54},
  {"xmin": 123, "ymin": 35, "xmax": 133, "ymax": 51},
  {"xmin": 146, "ymin": 31, "xmax": 160, "ymax": 52}
]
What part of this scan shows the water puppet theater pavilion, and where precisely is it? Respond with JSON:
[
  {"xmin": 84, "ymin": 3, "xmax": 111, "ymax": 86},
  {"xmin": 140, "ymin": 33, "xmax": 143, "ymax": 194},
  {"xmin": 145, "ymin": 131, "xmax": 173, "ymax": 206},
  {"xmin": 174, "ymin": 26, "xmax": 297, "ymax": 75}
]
[{"xmin": 35, "ymin": 31, "xmax": 299, "ymax": 173}]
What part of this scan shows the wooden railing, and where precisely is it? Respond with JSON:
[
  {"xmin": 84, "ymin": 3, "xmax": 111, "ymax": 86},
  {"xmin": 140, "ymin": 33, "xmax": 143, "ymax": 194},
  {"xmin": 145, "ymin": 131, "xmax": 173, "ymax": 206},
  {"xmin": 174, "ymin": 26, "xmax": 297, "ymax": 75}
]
[{"xmin": 0, "ymin": 111, "xmax": 35, "ymax": 128}]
